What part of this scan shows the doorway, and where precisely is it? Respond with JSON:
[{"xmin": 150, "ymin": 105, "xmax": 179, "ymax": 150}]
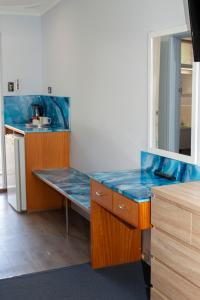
[{"xmin": 0, "ymin": 38, "xmax": 6, "ymax": 191}]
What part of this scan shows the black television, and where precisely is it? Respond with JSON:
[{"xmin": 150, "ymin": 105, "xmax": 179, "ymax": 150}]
[{"xmin": 188, "ymin": 1, "xmax": 200, "ymax": 61}]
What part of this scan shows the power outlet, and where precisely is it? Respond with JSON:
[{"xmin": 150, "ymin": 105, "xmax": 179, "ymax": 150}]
[{"xmin": 48, "ymin": 87, "xmax": 52, "ymax": 94}]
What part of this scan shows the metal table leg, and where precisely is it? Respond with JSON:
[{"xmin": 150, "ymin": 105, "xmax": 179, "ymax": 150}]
[{"xmin": 65, "ymin": 198, "xmax": 69, "ymax": 236}]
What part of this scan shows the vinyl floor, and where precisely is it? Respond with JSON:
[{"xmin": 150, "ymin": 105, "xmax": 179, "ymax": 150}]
[{"xmin": 0, "ymin": 193, "xmax": 90, "ymax": 279}]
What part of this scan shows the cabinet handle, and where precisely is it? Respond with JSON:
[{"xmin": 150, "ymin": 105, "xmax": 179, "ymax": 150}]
[
  {"xmin": 118, "ymin": 204, "xmax": 127, "ymax": 210},
  {"xmin": 96, "ymin": 191, "xmax": 104, "ymax": 197}
]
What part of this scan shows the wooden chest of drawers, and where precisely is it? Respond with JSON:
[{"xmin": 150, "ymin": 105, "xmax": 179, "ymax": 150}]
[
  {"xmin": 91, "ymin": 180, "xmax": 151, "ymax": 230},
  {"xmin": 90, "ymin": 179, "xmax": 151, "ymax": 269},
  {"xmin": 151, "ymin": 182, "xmax": 200, "ymax": 300}
]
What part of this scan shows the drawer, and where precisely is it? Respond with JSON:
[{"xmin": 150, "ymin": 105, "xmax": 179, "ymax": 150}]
[
  {"xmin": 113, "ymin": 192, "xmax": 138, "ymax": 227},
  {"xmin": 152, "ymin": 258, "xmax": 200, "ymax": 300},
  {"xmin": 91, "ymin": 180, "xmax": 112, "ymax": 211},
  {"xmin": 151, "ymin": 228, "xmax": 200, "ymax": 287},
  {"xmin": 191, "ymin": 214, "xmax": 200, "ymax": 250},
  {"xmin": 151, "ymin": 196, "xmax": 192, "ymax": 243},
  {"xmin": 151, "ymin": 288, "xmax": 168, "ymax": 300}
]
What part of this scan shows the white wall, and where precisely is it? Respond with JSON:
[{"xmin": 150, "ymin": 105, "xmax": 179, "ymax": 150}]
[
  {"xmin": 42, "ymin": 0, "xmax": 187, "ymax": 172},
  {"xmin": 0, "ymin": 15, "xmax": 42, "ymax": 96},
  {"xmin": 0, "ymin": 15, "xmax": 43, "ymax": 178}
]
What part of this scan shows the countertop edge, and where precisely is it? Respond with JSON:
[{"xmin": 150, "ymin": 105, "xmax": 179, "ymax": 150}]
[
  {"xmin": 5, "ymin": 124, "xmax": 71, "ymax": 134},
  {"xmin": 5, "ymin": 124, "xmax": 25, "ymax": 135}
]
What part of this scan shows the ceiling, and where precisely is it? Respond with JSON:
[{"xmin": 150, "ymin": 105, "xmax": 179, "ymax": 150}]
[{"xmin": 0, "ymin": 0, "xmax": 61, "ymax": 16}]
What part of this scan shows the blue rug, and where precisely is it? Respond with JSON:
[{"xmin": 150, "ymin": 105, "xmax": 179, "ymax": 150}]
[{"xmin": 0, "ymin": 262, "xmax": 150, "ymax": 300}]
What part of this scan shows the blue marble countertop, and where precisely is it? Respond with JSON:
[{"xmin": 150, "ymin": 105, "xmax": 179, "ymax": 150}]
[
  {"xmin": 33, "ymin": 168, "xmax": 90, "ymax": 212},
  {"xmin": 5, "ymin": 124, "xmax": 71, "ymax": 134},
  {"xmin": 34, "ymin": 167, "xmax": 179, "ymax": 211},
  {"xmin": 89, "ymin": 169, "xmax": 179, "ymax": 203},
  {"xmin": 33, "ymin": 151, "xmax": 200, "ymax": 208}
]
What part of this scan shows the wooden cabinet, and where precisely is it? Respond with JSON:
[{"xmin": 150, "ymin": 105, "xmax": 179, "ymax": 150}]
[
  {"xmin": 90, "ymin": 179, "xmax": 151, "ymax": 269},
  {"xmin": 151, "ymin": 182, "xmax": 200, "ymax": 300},
  {"xmin": 25, "ymin": 131, "xmax": 70, "ymax": 212},
  {"xmin": 5, "ymin": 126, "xmax": 70, "ymax": 213},
  {"xmin": 91, "ymin": 180, "xmax": 151, "ymax": 230},
  {"xmin": 91, "ymin": 200, "xmax": 141, "ymax": 269}
]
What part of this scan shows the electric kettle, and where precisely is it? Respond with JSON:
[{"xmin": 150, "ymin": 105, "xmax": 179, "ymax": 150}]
[{"xmin": 31, "ymin": 104, "xmax": 44, "ymax": 119}]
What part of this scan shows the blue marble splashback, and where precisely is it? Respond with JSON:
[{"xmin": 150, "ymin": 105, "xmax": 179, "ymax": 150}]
[
  {"xmin": 160, "ymin": 158, "xmax": 185, "ymax": 181},
  {"xmin": 141, "ymin": 151, "xmax": 162, "ymax": 173},
  {"xmin": 4, "ymin": 95, "xmax": 70, "ymax": 129},
  {"xmin": 34, "ymin": 168, "xmax": 90, "ymax": 210},
  {"xmin": 41, "ymin": 96, "xmax": 70, "ymax": 129},
  {"xmin": 182, "ymin": 163, "xmax": 200, "ymax": 182},
  {"xmin": 141, "ymin": 152, "xmax": 186, "ymax": 181},
  {"xmin": 141, "ymin": 151, "xmax": 200, "ymax": 183}
]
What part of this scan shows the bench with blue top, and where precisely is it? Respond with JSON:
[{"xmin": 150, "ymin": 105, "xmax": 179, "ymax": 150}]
[
  {"xmin": 33, "ymin": 151, "xmax": 200, "ymax": 233},
  {"xmin": 33, "ymin": 168, "xmax": 91, "ymax": 234},
  {"xmin": 34, "ymin": 168, "xmax": 90, "ymax": 212}
]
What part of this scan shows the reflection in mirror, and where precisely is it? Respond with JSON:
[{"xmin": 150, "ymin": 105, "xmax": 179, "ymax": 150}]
[{"xmin": 153, "ymin": 32, "xmax": 193, "ymax": 156}]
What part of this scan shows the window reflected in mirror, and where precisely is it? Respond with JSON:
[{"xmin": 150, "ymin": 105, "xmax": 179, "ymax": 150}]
[{"xmin": 153, "ymin": 32, "xmax": 193, "ymax": 156}]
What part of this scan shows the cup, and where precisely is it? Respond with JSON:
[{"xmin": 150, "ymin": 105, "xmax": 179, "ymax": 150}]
[
  {"xmin": 39, "ymin": 117, "xmax": 51, "ymax": 126},
  {"xmin": 32, "ymin": 119, "xmax": 40, "ymax": 126}
]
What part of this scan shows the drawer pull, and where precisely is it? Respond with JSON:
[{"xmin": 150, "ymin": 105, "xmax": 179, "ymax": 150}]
[
  {"xmin": 118, "ymin": 204, "xmax": 128, "ymax": 210},
  {"xmin": 95, "ymin": 191, "xmax": 104, "ymax": 197}
]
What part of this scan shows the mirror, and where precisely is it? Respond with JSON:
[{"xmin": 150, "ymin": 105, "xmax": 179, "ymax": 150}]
[{"xmin": 149, "ymin": 26, "xmax": 199, "ymax": 163}]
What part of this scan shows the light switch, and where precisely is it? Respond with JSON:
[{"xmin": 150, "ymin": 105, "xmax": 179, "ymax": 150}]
[{"xmin": 8, "ymin": 82, "xmax": 15, "ymax": 92}]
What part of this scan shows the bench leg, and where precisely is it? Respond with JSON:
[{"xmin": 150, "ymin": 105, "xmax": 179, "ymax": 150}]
[{"xmin": 65, "ymin": 198, "xmax": 69, "ymax": 236}]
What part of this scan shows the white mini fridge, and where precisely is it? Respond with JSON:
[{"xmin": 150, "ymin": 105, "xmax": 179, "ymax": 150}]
[{"xmin": 5, "ymin": 134, "xmax": 26, "ymax": 212}]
